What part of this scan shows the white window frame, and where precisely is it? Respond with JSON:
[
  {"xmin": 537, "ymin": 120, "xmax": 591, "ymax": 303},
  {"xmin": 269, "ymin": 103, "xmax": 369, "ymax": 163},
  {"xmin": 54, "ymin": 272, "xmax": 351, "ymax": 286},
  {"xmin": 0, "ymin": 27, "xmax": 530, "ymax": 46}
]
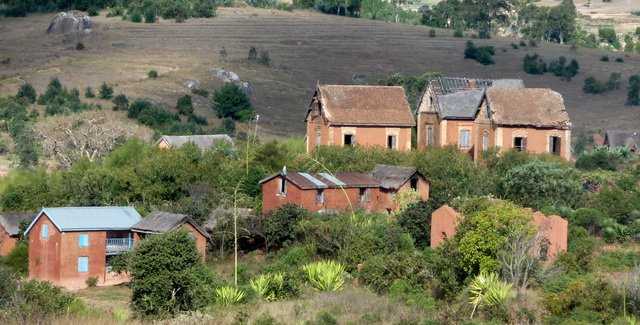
[
  {"xmin": 41, "ymin": 224, "xmax": 49, "ymax": 239},
  {"xmin": 459, "ymin": 129, "xmax": 471, "ymax": 149}
]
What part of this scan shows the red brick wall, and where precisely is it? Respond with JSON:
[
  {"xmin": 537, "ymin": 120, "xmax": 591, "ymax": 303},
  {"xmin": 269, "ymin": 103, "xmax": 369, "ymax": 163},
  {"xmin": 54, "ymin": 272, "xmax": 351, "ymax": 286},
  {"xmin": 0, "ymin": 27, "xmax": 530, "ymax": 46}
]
[
  {"xmin": 0, "ymin": 226, "xmax": 17, "ymax": 256},
  {"xmin": 261, "ymin": 176, "xmax": 386, "ymax": 214},
  {"xmin": 430, "ymin": 205, "xmax": 461, "ymax": 247},
  {"xmin": 28, "ymin": 214, "xmax": 62, "ymax": 283},
  {"xmin": 182, "ymin": 223, "xmax": 208, "ymax": 260},
  {"xmin": 58, "ymin": 231, "xmax": 107, "ymax": 289}
]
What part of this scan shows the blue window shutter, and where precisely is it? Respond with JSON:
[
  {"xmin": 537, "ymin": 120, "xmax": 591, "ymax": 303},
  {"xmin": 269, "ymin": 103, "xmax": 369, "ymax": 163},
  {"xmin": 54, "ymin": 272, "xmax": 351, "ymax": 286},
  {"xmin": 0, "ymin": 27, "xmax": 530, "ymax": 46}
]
[
  {"xmin": 41, "ymin": 224, "xmax": 49, "ymax": 239},
  {"xmin": 79, "ymin": 234, "xmax": 89, "ymax": 247},
  {"xmin": 78, "ymin": 257, "xmax": 89, "ymax": 273}
]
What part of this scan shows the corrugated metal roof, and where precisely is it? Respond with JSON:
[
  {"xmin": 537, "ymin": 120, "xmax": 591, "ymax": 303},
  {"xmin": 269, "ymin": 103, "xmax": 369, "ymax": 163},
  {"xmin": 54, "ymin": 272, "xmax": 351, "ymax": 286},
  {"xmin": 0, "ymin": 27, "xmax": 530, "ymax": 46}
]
[
  {"xmin": 260, "ymin": 171, "xmax": 379, "ymax": 189},
  {"xmin": 437, "ymin": 89, "xmax": 484, "ymax": 119},
  {"xmin": 25, "ymin": 207, "xmax": 142, "ymax": 234},
  {"xmin": 319, "ymin": 172, "xmax": 346, "ymax": 186},
  {"xmin": 299, "ymin": 172, "xmax": 328, "ymax": 188},
  {"xmin": 0, "ymin": 212, "xmax": 35, "ymax": 236},
  {"xmin": 132, "ymin": 211, "xmax": 210, "ymax": 240},
  {"xmin": 371, "ymin": 164, "xmax": 421, "ymax": 189}
]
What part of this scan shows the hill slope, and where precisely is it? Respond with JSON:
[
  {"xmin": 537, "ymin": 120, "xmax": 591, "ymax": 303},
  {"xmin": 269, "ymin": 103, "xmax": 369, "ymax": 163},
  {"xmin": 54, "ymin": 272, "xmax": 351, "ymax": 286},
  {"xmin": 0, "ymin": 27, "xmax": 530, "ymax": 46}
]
[{"xmin": 1, "ymin": 7, "xmax": 639, "ymax": 137}]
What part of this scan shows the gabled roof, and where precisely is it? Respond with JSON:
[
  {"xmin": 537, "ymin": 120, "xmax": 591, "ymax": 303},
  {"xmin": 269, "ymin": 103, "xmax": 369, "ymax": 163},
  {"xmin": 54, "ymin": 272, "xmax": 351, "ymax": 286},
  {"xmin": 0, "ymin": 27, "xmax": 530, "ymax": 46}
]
[
  {"xmin": 24, "ymin": 207, "xmax": 142, "ymax": 235},
  {"xmin": 604, "ymin": 130, "xmax": 640, "ymax": 149},
  {"xmin": 310, "ymin": 85, "xmax": 415, "ymax": 127},
  {"xmin": 259, "ymin": 171, "xmax": 379, "ymax": 190},
  {"xmin": 484, "ymin": 88, "xmax": 571, "ymax": 129},
  {"xmin": 371, "ymin": 164, "xmax": 425, "ymax": 190},
  {"xmin": 0, "ymin": 212, "xmax": 35, "ymax": 236},
  {"xmin": 418, "ymin": 77, "xmax": 524, "ymax": 114},
  {"xmin": 157, "ymin": 134, "xmax": 233, "ymax": 150},
  {"xmin": 436, "ymin": 89, "xmax": 485, "ymax": 120},
  {"xmin": 132, "ymin": 211, "xmax": 210, "ymax": 241}
]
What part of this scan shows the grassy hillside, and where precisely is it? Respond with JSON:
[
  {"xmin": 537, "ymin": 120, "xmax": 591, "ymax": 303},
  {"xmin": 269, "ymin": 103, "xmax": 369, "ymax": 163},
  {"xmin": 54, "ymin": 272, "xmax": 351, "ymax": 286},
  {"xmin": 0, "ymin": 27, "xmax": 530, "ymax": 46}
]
[{"xmin": 1, "ymin": 7, "xmax": 639, "ymax": 138}]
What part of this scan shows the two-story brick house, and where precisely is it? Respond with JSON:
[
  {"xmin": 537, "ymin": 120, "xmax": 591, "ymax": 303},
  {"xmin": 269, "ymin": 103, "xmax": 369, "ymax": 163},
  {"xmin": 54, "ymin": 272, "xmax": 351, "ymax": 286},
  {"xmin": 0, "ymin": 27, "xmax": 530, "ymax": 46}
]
[
  {"xmin": 24, "ymin": 207, "xmax": 142, "ymax": 290},
  {"xmin": 416, "ymin": 77, "xmax": 571, "ymax": 160},
  {"xmin": 305, "ymin": 85, "xmax": 415, "ymax": 153},
  {"xmin": 260, "ymin": 165, "xmax": 429, "ymax": 214}
]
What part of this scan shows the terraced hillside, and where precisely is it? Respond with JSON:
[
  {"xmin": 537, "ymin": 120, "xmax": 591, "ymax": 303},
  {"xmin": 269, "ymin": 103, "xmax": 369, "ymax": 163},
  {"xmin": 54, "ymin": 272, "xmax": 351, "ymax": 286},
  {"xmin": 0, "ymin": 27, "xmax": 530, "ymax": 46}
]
[{"xmin": 1, "ymin": 7, "xmax": 639, "ymax": 137}]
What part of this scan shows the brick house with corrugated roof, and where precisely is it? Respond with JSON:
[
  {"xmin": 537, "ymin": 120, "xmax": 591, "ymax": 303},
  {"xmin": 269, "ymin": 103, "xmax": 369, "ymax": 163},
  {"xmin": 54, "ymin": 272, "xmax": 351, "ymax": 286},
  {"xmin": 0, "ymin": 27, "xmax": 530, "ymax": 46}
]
[
  {"xmin": 131, "ymin": 211, "xmax": 210, "ymax": 260},
  {"xmin": 416, "ymin": 77, "xmax": 572, "ymax": 161},
  {"xmin": 305, "ymin": 85, "xmax": 415, "ymax": 152},
  {"xmin": 24, "ymin": 207, "xmax": 141, "ymax": 290},
  {"xmin": 260, "ymin": 164, "xmax": 429, "ymax": 214}
]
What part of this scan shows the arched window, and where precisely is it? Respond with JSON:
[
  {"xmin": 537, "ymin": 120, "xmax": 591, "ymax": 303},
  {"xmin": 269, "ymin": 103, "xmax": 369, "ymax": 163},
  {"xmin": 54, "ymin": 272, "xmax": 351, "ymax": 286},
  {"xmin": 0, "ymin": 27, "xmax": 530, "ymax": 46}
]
[{"xmin": 482, "ymin": 131, "xmax": 489, "ymax": 151}]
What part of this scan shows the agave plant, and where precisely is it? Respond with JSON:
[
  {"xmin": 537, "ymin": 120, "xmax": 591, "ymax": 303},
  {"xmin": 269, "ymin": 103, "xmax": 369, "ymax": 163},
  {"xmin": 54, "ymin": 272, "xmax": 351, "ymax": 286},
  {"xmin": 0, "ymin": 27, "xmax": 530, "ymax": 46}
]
[
  {"xmin": 468, "ymin": 272, "xmax": 512, "ymax": 319},
  {"xmin": 215, "ymin": 286, "xmax": 245, "ymax": 306},
  {"xmin": 302, "ymin": 260, "xmax": 345, "ymax": 292},
  {"xmin": 250, "ymin": 272, "xmax": 285, "ymax": 301}
]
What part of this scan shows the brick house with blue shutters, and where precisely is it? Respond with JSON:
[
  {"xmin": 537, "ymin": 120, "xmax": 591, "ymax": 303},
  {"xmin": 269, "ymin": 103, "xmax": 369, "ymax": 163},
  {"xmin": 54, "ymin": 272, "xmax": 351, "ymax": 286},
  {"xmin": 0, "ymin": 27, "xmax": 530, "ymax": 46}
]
[{"xmin": 24, "ymin": 207, "xmax": 141, "ymax": 290}]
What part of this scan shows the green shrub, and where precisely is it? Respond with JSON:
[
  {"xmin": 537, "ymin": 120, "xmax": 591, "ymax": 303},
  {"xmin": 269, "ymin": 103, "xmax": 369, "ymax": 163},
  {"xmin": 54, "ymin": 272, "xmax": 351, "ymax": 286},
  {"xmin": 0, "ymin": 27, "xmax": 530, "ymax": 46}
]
[
  {"xmin": 548, "ymin": 56, "xmax": 579, "ymax": 80},
  {"xmin": 248, "ymin": 47, "xmax": 258, "ymax": 61},
  {"xmin": 107, "ymin": 6, "xmax": 125, "ymax": 17},
  {"xmin": 510, "ymin": 43, "xmax": 519, "ymax": 49},
  {"xmin": 264, "ymin": 204, "xmax": 308, "ymax": 249},
  {"xmin": 215, "ymin": 286, "xmax": 246, "ymax": 306},
  {"xmin": 144, "ymin": 8, "xmax": 157, "ymax": 23},
  {"xmin": 464, "ymin": 41, "xmax": 495, "ymax": 65},
  {"xmin": 258, "ymin": 50, "xmax": 271, "ymax": 66},
  {"xmin": 211, "ymin": 83, "xmax": 254, "ymax": 121},
  {"xmin": 397, "ymin": 200, "xmax": 434, "ymax": 248},
  {"xmin": 16, "ymin": 83, "xmax": 36, "ymax": 104},
  {"xmin": 583, "ymin": 76, "xmax": 608, "ymax": 94},
  {"xmin": 176, "ymin": 95, "xmax": 194, "ymax": 115},
  {"xmin": 129, "ymin": 231, "xmax": 218, "ymax": 317},
  {"xmin": 193, "ymin": 0, "xmax": 217, "ymax": 18},
  {"xmin": 87, "ymin": 7, "xmax": 99, "ymax": 16},
  {"xmin": 523, "ymin": 54, "xmax": 547, "ymax": 75},
  {"xmin": 12, "ymin": 279, "xmax": 78, "ymax": 321},
  {"xmin": 500, "ymin": 161, "xmax": 582, "ymax": 210},
  {"xmin": 628, "ymin": 75, "xmax": 640, "ymax": 106},
  {"xmin": 428, "ymin": 29, "xmax": 436, "ymax": 37},
  {"xmin": 38, "ymin": 78, "xmax": 64, "ymax": 105},
  {"xmin": 148, "ymin": 70, "xmax": 159, "ymax": 79},
  {"xmin": 85, "ymin": 276, "xmax": 98, "ymax": 288},
  {"xmin": 453, "ymin": 28, "xmax": 463, "ymax": 37},
  {"xmin": 98, "ymin": 82, "xmax": 114, "ymax": 100},
  {"xmin": 359, "ymin": 250, "xmax": 429, "ymax": 293},
  {"xmin": 598, "ymin": 27, "xmax": 620, "ymax": 49},
  {"xmin": 249, "ymin": 272, "xmax": 298, "ymax": 301},
  {"xmin": 555, "ymin": 226, "xmax": 596, "ymax": 273},
  {"xmin": 3, "ymin": 242, "xmax": 28, "ymax": 276},
  {"xmin": 130, "ymin": 12, "xmax": 142, "ymax": 22},
  {"xmin": 544, "ymin": 275, "xmax": 621, "ymax": 323},
  {"xmin": 112, "ymin": 94, "xmax": 129, "ymax": 111},
  {"xmin": 85, "ymin": 86, "xmax": 95, "ymax": 98},
  {"xmin": 303, "ymin": 260, "xmax": 346, "ymax": 291},
  {"xmin": 468, "ymin": 272, "xmax": 512, "ymax": 319}
]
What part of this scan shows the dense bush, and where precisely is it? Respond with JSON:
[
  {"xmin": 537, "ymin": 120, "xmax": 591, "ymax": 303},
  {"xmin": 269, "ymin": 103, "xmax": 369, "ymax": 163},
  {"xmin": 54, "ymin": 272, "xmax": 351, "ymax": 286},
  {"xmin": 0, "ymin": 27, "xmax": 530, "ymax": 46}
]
[
  {"xmin": 176, "ymin": 95, "xmax": 194, "ymax": 115},
  {"xmin": 544, "ymin": 275, "xmax": 621, "ymax": 323},
  {"xmin": 396, "ymin": 200, "xmax": 435, "ymax": 248},
  {"xmin": 129, "ymin": 230, "xmax": 218, "ymax": 318},
  {"xmin": 555, "ymin": 226, "xmax": 597, "ymax": 273},
  {"xmin": 84, "ymin": 86, "xmax": 95, "ymax": 98},
  {"xmin": 523, "ymin": 54, "xmax": 547, "ymax": 75},
  {"xmin": 98, "ymin": 82, "xmax": 114, "ymax": 99},
  {"xmin": 598, "ymin": 26, "xmax": 620, "ymax": 49},
  {"xmin": 148, "ymin": 70, "xmax": 159, "ymax": 79},
  {"xmin": 212, "ymin": 83, "xmax": 254, "ymax": 121},
  {"xmin": 575, "ymin": 146, "xmax": 630, "ymax": 171},
  {"xmin": 3, "ymin": 242, "xmax": 28, "ymax": 276},
  {"xmin": 359, "ymin": 250, "xmax": 430, "ymax": 293},
  {"xmin": 112, "ymin": 94, "xmax": 129, "ymax": 111},
  {"xmin": 16, "ymin": 83, "xmax": 37, "ymax": 104},
  {"xmin": 628, "ymin": 75, "xmax": 640, "ymax": 105},
  {"xmin": 464, "ymin": 41, "xmax": 495, "ymax": 65},
  {"xmin": 548, "ymin": 56, "xmax": 579, "ymax": 80},
  {"xmin": 499, "ymin": 160, "xmax": 582, "ymax": 210},
  {"xmin": 264, "ymin": 204, "xmax": 308, "ymax": 249}
]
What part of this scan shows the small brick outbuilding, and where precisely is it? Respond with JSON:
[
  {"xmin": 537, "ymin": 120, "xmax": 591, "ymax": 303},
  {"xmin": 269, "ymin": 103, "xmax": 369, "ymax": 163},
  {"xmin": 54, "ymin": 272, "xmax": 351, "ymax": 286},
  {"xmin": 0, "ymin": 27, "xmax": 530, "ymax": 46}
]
[
  {"xmin": 260, "ymin": 164, "xmax": 429, "ymax": 214},
  {"xmin": 131, "ymin": 211, "xmax": 210, "ymax": 260},
  {"xmin": 430, "ymin": 204, "xmax": 568, "ymax": 261},
  {"xmin": 0, "ymin": 212, "xmax": 35, "ymax": 256}
]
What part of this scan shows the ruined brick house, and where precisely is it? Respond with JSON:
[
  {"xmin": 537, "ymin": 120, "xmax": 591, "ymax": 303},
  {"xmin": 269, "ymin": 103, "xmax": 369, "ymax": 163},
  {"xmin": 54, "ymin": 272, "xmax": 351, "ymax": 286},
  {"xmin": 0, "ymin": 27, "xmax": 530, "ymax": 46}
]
[
  {"xmin": 131, "ymin": 211, "xmax": 210, "ymax": 260},
  {"xmin": 430, "ymin": 204, "xmax": 568, "ymax": 261},
  {"xmin": 0, "ymin": 212, "xmax": 34, "ymax": 256},
  {"xmin": 157, "ymin": 134, "xmax": 234, "ymax": 150},
  {"xmin": 305, "ymin": 85, "xmax": 415, "ymax": 153},
  {"xmin": 260, "ymin": 164, "xmax": 429, "ymax": 214},
  {"xmin": 25, "ymin": 207, "xmax": 141, "ymax": 290},
  {"xmin": 416, "ymin": 77, "xmax": 572, "ymax": 160}
]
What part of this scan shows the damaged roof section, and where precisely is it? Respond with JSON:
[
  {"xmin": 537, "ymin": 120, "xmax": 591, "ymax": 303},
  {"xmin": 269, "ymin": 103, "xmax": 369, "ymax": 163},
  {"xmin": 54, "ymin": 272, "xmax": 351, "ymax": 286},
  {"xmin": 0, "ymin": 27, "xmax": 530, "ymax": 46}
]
[
  {"xmin": 371, "ymin": 164, "xmax": 423, "ymax": 190},
  {"xmin": 485, "ymin": 88, "xmax": 571, "ymax": 129},
  {"xmin": 260, "ymin": 171, "xmax": 381, "ymax": 190},
  {"xmin": 312, "ymin": 85, "xmax": 415, "ymax": 127},
  {"xmin": 132, "ymin": 211, "xmax": 210, "ymax": 240}
]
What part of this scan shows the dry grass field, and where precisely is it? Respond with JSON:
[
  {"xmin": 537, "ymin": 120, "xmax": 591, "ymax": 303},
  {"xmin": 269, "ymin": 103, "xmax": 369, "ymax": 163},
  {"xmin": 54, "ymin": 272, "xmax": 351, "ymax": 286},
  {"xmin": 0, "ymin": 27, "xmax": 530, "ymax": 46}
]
[
  {"xmin": 541, "ymin": 0, "xmax": 640, "ymax": 34},
  {"xmin": 1, "ymin": 7, "xmax": 640, "ymax": 138}
]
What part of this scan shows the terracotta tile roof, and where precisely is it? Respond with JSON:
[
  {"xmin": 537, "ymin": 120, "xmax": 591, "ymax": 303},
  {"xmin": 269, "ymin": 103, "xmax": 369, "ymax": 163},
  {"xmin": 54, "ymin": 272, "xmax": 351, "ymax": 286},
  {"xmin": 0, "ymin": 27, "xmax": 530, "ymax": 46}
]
[
  {"xmin": 485, "ymin": 88, "xmax": 571, "ymax": 129},
  {"xmin": 316, "ymin": 85, "xmax": 415, "ymax": 127}
]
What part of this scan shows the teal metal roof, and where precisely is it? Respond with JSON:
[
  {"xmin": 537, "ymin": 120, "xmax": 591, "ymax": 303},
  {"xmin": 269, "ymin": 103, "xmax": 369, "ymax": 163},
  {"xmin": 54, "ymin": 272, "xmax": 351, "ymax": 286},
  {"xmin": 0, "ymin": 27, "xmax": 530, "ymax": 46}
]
[{"xmin": 24, "ymin": 207, "xmax": 142, "ymax": 235}]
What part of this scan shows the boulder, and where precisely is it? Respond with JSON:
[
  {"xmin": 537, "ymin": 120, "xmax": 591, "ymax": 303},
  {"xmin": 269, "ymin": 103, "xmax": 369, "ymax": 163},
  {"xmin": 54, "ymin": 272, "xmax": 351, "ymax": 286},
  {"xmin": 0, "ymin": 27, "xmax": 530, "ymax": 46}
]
[
  {"xmin": 47, "ymin": 11, "xmax": 92, "ymax": 34},
  {"xmin": 184, "ymin": 79, "xmax": 201, "ymax": 90},
  {"xmin": 210, "ymin": 68, "xmax": 240, "ymax": 83}
]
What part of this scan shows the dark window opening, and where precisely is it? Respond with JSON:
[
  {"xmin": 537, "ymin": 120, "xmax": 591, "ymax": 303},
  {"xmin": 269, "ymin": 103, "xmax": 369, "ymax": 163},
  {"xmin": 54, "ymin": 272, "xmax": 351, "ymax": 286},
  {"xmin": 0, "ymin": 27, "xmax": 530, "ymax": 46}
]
[
  {"xmin": 426, "ymin": 125, "xmax": 434, "ymax": 146},
  {"xmin": 359, "ymin": 188, "xmax": 369, "ymax": 203},
  {"xmin": 514, "ymin": 137, "xmax": 527, "ymax": 151},
  {"xmin": 344, "ymin": 134, "xmax": 354, "ymax": 146},
  {"xmin": 410, "ymin": 178, "xmax": 418, "ymax": 191},
  {"xmin": 387, "ymin": 135, "xmax": 397, "ymax": 150},
  {"xmin": 316, "ymin": 190, "xmax": 324, "ymax": 204},
  {"xmin": 549, "ymin": 136, "xmax": 561, "ymax": 155},
  {"xmin": 279, "ymin": 177, "xmax": 286, "ymax": 195}
]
